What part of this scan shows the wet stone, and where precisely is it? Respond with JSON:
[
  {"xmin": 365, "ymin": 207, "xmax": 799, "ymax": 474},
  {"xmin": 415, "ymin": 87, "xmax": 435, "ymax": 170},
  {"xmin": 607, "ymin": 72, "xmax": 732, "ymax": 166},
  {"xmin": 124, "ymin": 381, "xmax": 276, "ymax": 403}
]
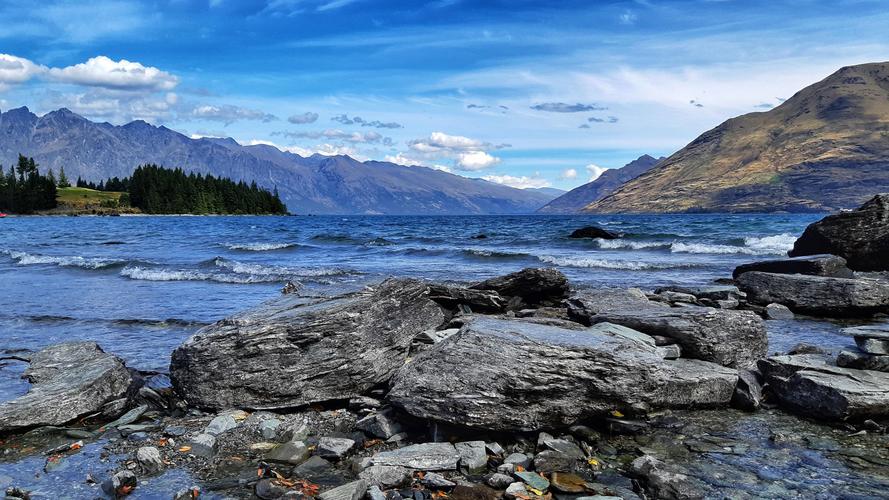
[
  {"xmin": 856, "ymin": 337, "xmax": 889, "ymax": 355},
  {"xmin": 550, "ymin": 472, "xmax": 588, "ymax": 493},
  {"xmin": 486, "ymin": 473, "xmax": 514, "ymax": 489},
  {"xmin": 515, "ymin": 471, "xmax": 550, "ymax": 491},
  {"xmin": 135, "ymin": 446, "xmax": 163, "ymax": 473},
  {"xmin": 455, "ymin": 441, "xmax": 488, "ymax": 471},
  {"xmin": 189, "ymin": 433, "xmax": 217, "ymax": 457},
  {"xmin": 267, "ymin": 440, "xmax": 310, "ymax": 465}
]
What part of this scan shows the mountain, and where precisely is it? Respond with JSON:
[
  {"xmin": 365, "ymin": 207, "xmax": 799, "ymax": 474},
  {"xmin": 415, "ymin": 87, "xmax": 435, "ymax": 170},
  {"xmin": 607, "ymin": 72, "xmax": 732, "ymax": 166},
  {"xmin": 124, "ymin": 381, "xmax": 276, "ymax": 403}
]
[
  {"xmin": 527, "ymin": 187, "xmax": 567, "ymax": 198},
  {"xmin": 0, "ymin": 107, "xmax": 555, "ymax": 215},
  {"xmin": 586, "ymin": 62, "xmax": 889, "ymax": 213},
  {"xmin": 537, "ymin": 154, "xmax": 663, "ymax": 213}
]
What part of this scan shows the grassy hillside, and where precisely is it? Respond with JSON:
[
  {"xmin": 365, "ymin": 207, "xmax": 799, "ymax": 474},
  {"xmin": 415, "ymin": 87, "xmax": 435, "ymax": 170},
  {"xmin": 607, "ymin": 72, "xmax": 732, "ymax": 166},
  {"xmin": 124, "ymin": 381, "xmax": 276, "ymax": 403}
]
[{"xmin": 51, "ymin": 187, "xmax": 139, "ymax": 214}]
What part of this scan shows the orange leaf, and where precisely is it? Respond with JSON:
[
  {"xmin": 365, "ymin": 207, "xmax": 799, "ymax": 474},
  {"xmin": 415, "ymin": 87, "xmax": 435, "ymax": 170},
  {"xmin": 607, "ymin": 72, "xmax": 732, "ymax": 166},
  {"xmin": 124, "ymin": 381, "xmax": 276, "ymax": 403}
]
[
  {"xmin": 70, "ymin": 442, "xmax": 83, "ymax": 451},
  {"xmin": 515, "ymin": 465, "xmax": 525, "ymax": 472},
  {"xmin": 178, "ymin": 446, "xmax": 192, "ymax": 453}
]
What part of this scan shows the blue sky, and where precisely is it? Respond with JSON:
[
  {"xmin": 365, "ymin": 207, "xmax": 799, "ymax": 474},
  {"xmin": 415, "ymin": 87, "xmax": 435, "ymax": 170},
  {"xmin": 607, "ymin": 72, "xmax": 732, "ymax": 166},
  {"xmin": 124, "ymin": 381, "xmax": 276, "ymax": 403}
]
[{"xmin": 1, "ymin": 0, "xmax": 888, "ymax": 190}]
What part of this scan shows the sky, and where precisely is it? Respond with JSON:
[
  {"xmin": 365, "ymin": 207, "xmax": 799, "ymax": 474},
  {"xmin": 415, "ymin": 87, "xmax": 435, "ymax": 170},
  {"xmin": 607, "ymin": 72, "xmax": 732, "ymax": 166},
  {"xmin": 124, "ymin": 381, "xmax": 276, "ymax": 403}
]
[{"xmin": 0, "ymin": 0, "xmax": 888, "ymax": 191}]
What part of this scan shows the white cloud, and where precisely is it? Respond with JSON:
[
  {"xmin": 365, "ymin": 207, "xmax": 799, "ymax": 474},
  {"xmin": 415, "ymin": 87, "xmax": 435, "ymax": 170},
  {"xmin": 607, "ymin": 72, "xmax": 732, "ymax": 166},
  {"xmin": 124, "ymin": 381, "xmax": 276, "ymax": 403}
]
[
  {"xmin": 560, "ymin": 168, "xmax": 578, "ymax": 180},
  {"xmin": 48, "ymin": 56, "xmax": 178, "ymax": 91},
  {"xmin": 482, "ymin": 174, "xmax": 551, "ymax": 189},
  {"xmin": 288, "ymin": 111, "xmax": 319, "ymax": 124},
  {"xmin": 586, "ymin": 164, "xmax": 609, "ymax": 181},
  {"xmin": 409, "ymin": 131, "xmax": 488, "ymax": 154},
  {"xmin": 191, "ymin": 104, "xmax": 278, "ymax": 125},
  {"xmin": 0, "ymin": 54, "xmax": 44, "ymax": 89},
  {"xmin": 275, "ymin": 128, "xmax": 392, "ymax": 145},
  {"xmin": 44, "ymin": 88, "xmax": 179, "ymax": 123},
  {"xmin": 456, "ymin": 151, "xmax": 500, "ymax": 171}
]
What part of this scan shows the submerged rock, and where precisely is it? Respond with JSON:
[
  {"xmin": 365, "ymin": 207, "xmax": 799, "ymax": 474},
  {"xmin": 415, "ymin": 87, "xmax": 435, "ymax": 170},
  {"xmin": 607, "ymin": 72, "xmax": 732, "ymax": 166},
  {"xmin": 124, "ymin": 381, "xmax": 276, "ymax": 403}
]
[
  {"xmin": 469, "ymin": 268, "xmax": 569, "ymax": 308},
  {"xmin": 389, "ymin": 317, "xmax": 738, "ymax": 431},
  {"xmin": 732, "ymin": 254, "xmax": 853, "ymax": 279},
  {"xmin": 789, "ymin": 194, "xmax": 889, "ymax": 271},
  {"xmin": 170, "ymin": 278, "xmax": 445, "ymax": 410},
  {"xmin": 0, "ymin": 342, "xmax": 132, "ymax": 433},
  {"xmin": 737, "ymin": 272, "xmax": 889, "ymax": 317},
  {"xmin": 629, "ymin": 455, "xmax": 706, "ymax": 500},
  {"xmin": 568, "ymin": 226, "xmax": 619, "ymax": 239}
]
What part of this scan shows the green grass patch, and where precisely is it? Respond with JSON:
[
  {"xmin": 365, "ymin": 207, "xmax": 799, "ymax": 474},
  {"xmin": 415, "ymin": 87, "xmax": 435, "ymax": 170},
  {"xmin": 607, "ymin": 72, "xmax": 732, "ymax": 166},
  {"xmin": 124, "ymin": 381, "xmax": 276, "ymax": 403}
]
[{"xmin": 57, "ymin": 187, "xmax": 125, "ymax": 207}]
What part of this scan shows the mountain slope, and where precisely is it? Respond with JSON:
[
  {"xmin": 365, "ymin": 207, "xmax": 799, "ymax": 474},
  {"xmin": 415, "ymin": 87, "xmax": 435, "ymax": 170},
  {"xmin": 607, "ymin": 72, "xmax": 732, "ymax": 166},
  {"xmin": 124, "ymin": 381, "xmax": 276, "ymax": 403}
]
[
  {"xmin": 585, "ymin": 62, "xmax": 889, "ymax": 213},
  {"xmin": 0, "ymin": 107, "xmax": 554, "ymax": 215},
  {"xmin": 537, "ymin": 154, "xmax": 663, "ymax": 213}
]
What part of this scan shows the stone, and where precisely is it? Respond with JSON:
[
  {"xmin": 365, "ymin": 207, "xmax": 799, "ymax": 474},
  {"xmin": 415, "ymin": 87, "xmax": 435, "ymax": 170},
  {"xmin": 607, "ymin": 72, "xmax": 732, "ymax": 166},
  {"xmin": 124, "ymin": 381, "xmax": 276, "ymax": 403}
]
[
  {"xmin": 422, "ymin": 472, "xmax": 456, "ymax": 489},
  {"xmin": 102, "ymin": 470, "xmax": 138, "ymax": 497},
  {"xmin": 250, "ymin": 442, "xmax": 278, "ymax": 452},
  {"xmin": 164, "ymin": 425, "xmax": 188, "ymax": 437},
  {"xmin": 170, "ymin": 279, "xmax": 446, "ymax": 410},
  {"xmin": 837, "ymin": 350, "xmax": 889, "ymax": 372},
  {"xmin": 189, "ymin": 433, "xmax": 217, "ymax": 457},
  {"xmin": 390, "ymin": 317, "xmax": 738, "ymax": 431},
  {"xmin": 733, "ymin": 254, "xmax": 854, "ymax": 279},
  {"xmin": 731, "ymin": 369, "xmax": 762, "ymax": 411},
  {"xmin": 533, "ymin": 450, "xmax": 580, "ymax": 473},
  {"xmin": 716, "ymin": 299, "xmax": 739, "ymax": 309},
  {"xmin": 759, "ymin": 354, "xmax": 889, "ymax": 419},
  {"xmin": 205, "ymin": 414, "xmax": 238, "ymax": 435},
  {"xmin": 515, "ymin": 471, "xmax": 550, "ymax": 491},
  {"xmin": 765, "ymin": 303, "xmax": 795, "ymax": 320},
  {"xmin": 428, "ymin": 285, "xmax": 506, "ymax": 313},
  {"xmin": 737, "ymin": 272, "xmax": 889, "ymax": 317},
  {"xmin": 788, "ymin": 194, "xmax": 889, "ymax": 271},
  {"xmin": 259, "ymin": 419, "xmax": 282, "ymax": 440},
  {"xmin": 657, "ymin": 345, "xmax": 681, "ymax": 360},
  {"xmin": 569, "ymin": 226, "xmax": 619, "ymax": 239},
  {"xmin": 504, "ymin": 482, "xmax": 528, "ymax": 499},
  {"xmin": 0, "ymin": 342, "xmax": 132, "ymax": 432},
  {"xmin": 295, "ymin": 456, "xmax": 333, "ymax": 477},
  {"xmin": 455, "ymin": 441, "xmax": 487, "ymax": 471},
  {"xmin": 415, "ymin": 329, "xmax": 461, "ymax": 344},
  {"xmin": 653, "ymin": 291, "xmax": 699, "ymax": 304},
  {"xmin": 503, "ymin": 453, "xmax": 531, "ymax": 469},
  {"xmin": 588, "ymin": 307, "xmax": 766, "ymax": 368},
  {"xmin": 318, "ymin": 480, "xmax": 367, "ymax": 500},
  {"xmin": 136, "ymin": 446, "xmax": 163, "ymax": 473},
  {"xmin": 843, "ymin": 324, "xmax": 889, "ymax": 340},
  {"xmin": 267, "ymin": 440, "xmax": 310, "ymax": 465},
  {"xmin": 485, "ymin": 442, "xmax": 504, "ymax": 456},
  {"xmin": 255, "ymin": 478, "xmax": 288, "ymax": 500},
  {"xmin": 550, "ymin": 472, "xmax": 588, "ymax": 493},
  {"xmin": 788, "ymin": 343, "xmax": 830, "ymax": 355},
  {"xmin": 566, "ymin": 288, "xmax": 660, "ymax": 322},
  {"xmin": 105, "ymin": 405, "xmax": 148, "ymax": 429},
  {"xmin": 487, "ymin": 473, "xmax": 513, "ymax": 489},
  {"xmin": 367, "ymin": 486, "xmax": 387, "ymax": 500},
  {"xmin": 629, "ymin": 455, "xmax": 706, "ymax": 500},
  {"xmin": 316, "ymin": 437, "xmax": 356, "ymax": 460},
  {"xmin": 355, "ymin": 410, "xmax": 403, "ymax": 439},
  {"xmin": 568, "ymin": 425, "xmax": 601, "ymax": 443},
  {"xmin": 856, "ymin": 337, "xmax": 889, "ymax": 355},
  {"xmin": 469, "ymin": 268, "xmax": 569, "ymax": 308},
  {"xmin": 371, "ymin": 443, "xmax": 460, "ymax": 470},
  {"xmin": 538, "ymin": 435, "xmax": 584, "ymax": 459},
  {"xmin": 279, "ymin": 417, "xmax": 310, "ymax": 442},
  {"xmin": 359, "ymin": 465, "xmax": 412, "ymax": 488},
  {"xmin": 654, "ymin": 285, "xmax": 744, "ymax": 302}
]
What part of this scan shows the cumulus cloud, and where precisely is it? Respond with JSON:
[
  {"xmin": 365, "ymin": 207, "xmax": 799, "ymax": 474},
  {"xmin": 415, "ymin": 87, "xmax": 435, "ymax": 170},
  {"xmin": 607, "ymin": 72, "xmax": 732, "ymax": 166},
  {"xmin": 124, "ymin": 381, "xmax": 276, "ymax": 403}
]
[
  {"xmin": 191, "ymin": 104, "xmax": 278, "ymax": 125},
  {"xmin": 42, "ymin": 88, "xmax": 180, "ymax": 123},
  {"xmin": 482, "ymin": 174, "xmax": 551, "ymax": 189},
  {"xmin": 48, "ymin": 56, "xmax": 178, "ymax": 91},
  {"xmin": 331, "ymin": 113, "xmax": 402, "ymax": 129},
  {"xmin": 560, "ymin": 168, "xmax": 578, "ymax": 180},
  {"xmin": 0, "ymin": 54, "xmax": 45, "ymax": 89},
  {"xmin": 407, "ymin": 131, "xmax": 506, "ymax": 171},
  {"xmin": 531, "ymin": 102, "xmax": 607, "ymax": 113},
  {"xmin": 384, "ymin": 153, "xmax": 452, "ymax": 172},
  {"xmin": 456, "ymin": 151, "xmax": 500, "ymax": 171},
  {"xmin": 288, "ymin": 111, "xmax": 319, "ymax": 124},
  {"xmin": 586, "ymin": 164, "xmax": 609, "ymax": 181}
]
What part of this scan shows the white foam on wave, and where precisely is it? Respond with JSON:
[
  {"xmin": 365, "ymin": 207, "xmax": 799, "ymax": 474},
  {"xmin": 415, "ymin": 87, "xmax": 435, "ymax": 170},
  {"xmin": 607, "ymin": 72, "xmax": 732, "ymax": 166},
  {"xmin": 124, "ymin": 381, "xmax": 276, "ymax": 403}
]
[
  {"xmin": 119, "ymin": 266, "xmax": 282, "ymax": 284},
  {"xmin": 743, "ymin": 233, "xmax": 797, "ymax": 254},
  {"xmin": 670, "ymin": 233, "xmax": 795, "ymax": 256},
  {"xmin": 224, "ymin": 242, "xmax": 296, "ymax": 251},
  {"xmin": 212, "ymin": 257, "xmax": 347, "ymax": 277},
  {"xmin": 538, "ymin": 255, "xmax": 685, "ymax": 270},
  {"xmin": 3, "ymin": 250, "xmax": 123, "ymax": 270},
  {"xmin": 120, "ymin": 257, "xmax": 354, "ymax": 284},
  {"xmin": 595, "ymin": 239, "xmax": 669, "ymax": 250}
]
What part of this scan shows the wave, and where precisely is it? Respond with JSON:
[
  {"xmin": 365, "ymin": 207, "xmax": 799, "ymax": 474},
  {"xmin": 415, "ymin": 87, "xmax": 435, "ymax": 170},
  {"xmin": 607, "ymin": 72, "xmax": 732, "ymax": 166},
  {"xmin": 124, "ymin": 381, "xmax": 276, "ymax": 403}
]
[
  {"xmin": 594, "ymin": 239, "xmax": 671, "ymax": 251},
  {"xmin": 364, "ymin": 237, "xmax": 395, "ymax": 247},
  {"xmin": 670, "ymin": 233, "xmax": 794, "ymax": 256},
  {"xmin": 461, "ymin": 249, "xmax": 533, "ymax": 261},
  {"xmin": 223, "ymin": 242, "xmax": 299, "ymax": 251},
  {"xmin": 0, "ymin": 313, "xmax": 206, "ymax": 328},
  {"xmin": 310, "ymin": 233, "xmax": 362, "ymax": 244},
  {"xmin": 538, "ymin": 255, "xmax": 697, "ymax": 270},
  {"xmin": 1, "ymin": 250, "xmax": 126, "ymax": 270},
  {"xmin": 121, "ymin": 257, "xmax": 355, "ymax": 284}
]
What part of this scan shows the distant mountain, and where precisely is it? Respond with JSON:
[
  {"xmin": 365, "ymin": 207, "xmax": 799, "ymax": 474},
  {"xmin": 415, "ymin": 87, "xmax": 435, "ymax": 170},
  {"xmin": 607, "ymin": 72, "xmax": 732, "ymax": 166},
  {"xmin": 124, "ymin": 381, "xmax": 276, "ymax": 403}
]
[
  {"xmin": 537, "ymin": 155, "xmax": 663, "ymax": 213},
  {"xmin": 527, "ymin": 187, "xmax": 567, "ymax": 198},
  {"xmin": 586, "ymin": 62, "xmax": 889, "ymax": 213},
  {"xmin": 0, "ymin": 107, "xmax": 554, "ymax": 215}
]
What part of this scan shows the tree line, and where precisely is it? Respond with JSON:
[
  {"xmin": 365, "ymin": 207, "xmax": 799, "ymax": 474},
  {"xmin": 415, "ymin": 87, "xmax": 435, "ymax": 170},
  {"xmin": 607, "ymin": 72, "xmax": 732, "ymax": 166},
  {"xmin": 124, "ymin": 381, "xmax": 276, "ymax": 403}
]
[{"xmin": 0, "ymin": 155, "xmax": 58, "ymax": 213}]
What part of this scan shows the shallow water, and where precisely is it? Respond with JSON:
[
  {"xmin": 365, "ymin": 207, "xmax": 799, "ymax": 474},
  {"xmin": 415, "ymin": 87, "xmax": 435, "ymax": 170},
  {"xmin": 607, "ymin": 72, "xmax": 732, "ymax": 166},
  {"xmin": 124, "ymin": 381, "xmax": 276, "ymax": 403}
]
[{"xmin": 1, "ymin": 213, "xmax": 887, "ymax": 497}]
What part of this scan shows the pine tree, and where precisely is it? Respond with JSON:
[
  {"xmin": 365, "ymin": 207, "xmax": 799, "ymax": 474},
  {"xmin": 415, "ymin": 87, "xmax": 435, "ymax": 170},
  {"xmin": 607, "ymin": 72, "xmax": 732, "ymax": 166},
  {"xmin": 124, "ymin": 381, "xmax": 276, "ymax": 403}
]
[{"xmin": 58, "ymin": 167, "xmax": 70, "ymax": 188}]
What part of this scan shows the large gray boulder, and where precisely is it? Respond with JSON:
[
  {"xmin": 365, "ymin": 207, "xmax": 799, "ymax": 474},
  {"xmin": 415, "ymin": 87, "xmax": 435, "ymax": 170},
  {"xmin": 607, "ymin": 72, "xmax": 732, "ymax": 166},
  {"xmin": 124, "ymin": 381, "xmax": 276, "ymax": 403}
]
[
  {"xmin": 388, "ymin": 317, "xmax": 738, "ymax": 431},
  {"xmin": 758, "ymin": 354, "xmax": 889, "ymax": 420},
  {"xmin": 0, "ymin": 342, "xmax": 132, "ymax": 432},
  {"xmin": 789, "ymin": 194, "xmax": 889, "ymax": 271},
  {"xmin": 737, "ymin": 272, "xmax": 889, "ymax": 317},
  {"xmin": 469, "ymin": 268, "xmax": 569, "ymax": 308},
  {"xmin": 566, "ymin": 288, "xmax": 662, "ymax": 324},
  {"xmin": 587, "ymin": 307, "xmax": 766, "ymax": 368},
  {"xmin": 170, "ymin": 278, "xmax": 445, "ymax": 410},
  {"xmin": 732, "ymin": 254, "xmax": 853, "ymax": 279}
]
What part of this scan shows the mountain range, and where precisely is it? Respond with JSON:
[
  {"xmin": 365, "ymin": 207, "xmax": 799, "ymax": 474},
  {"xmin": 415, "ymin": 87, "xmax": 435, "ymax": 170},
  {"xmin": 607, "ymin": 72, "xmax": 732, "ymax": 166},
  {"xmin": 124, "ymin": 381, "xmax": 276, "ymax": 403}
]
[
  {"xmin": 0, "ymin": 107, "xmax": 557, "ymax": 215},
  {"xmin": 537, "ymin": 154, "xmax": 663, "ymax": 213},
  {"xmin": 586, "ymin": 61, "xmax": 889, "ymax": 213}
]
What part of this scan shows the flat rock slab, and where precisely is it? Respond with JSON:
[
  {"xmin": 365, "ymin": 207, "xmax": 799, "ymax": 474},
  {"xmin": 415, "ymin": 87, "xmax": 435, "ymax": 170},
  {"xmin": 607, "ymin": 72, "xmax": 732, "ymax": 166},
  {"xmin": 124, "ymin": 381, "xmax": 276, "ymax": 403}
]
[
  {"xmin": 837, "ymin": 350, "xmax": 889, "ymax": 372},
  {"xmin": 589, "ymin": 306, "xmax": 766, "ymax": 368},
  {"xmin": 170, "ymin": 278, "xmax": 445, "ymax": 410},
  {"xmin": 737, "ymin": 272, "xmax": 889, "ymax": 317},
  {"xmin": 653, "ymin": 285, "xmax": 743, "ymax": 301},
  {"xmin": 567, "ymin": 288, "xmax": 663, "ymax": 323},
  {"xmin": 732, "ymin": 255, "xmax": 853, "ymax": 279},
  {"xmin": 370, "ymin": 443, "xmax": 460, "ymax": 470},
  {"xmin": 0, "ymin": 342, "xmax": 131, "ymax": 433},
  {"xmin": 389, "ymin": 317, "xmax": 738, "ymax": 431},
  {"xmin": 759, "ymin": 354, "xmax": 889, "ymax": 420},
  {"xmin": 843, "ymin": 324, "xmax": 889, "ymax": 340}
]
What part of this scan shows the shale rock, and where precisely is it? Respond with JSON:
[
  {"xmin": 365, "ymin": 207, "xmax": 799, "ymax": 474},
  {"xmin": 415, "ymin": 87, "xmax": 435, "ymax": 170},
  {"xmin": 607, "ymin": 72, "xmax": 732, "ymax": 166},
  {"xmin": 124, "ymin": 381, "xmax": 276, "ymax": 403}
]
[
  {"xmin": 568, "ymin": 226, "xmax": 619, "ymax": 239},
  {"xmin": 170, "ymin": 279, "xmax": 445, "ymax": 410},
  {"xmin": 370, "ymin": 443, "xmax": 461, "ymax": 470},
  {"xmin": 630, "ymin": 455, "xmax": 706, "ymax": 500},
  {"xmin": 789, "ymin": 194, "xmax": 889, "ymax": 271},
  {"xmin": 318, "ymin": 480, "xmax": 367, "ymax": 500},
  {"xmin": 732, "ymin": 254, "xmax": 853, "ymax": 279},
  {"xmin": 737, "ymin": 272, "xmax": 889, "ymax": 317},
  {"xmin": 566, "ymin": 288, "xmax": 661, "ymax": 323},
  {"xmin": 0, "ymin": 342, "xmax": 132, "ymax": 432},
  {"xmin": 469, "ymin": 268, "xmax": 569, "ymax": 308},
  {"xmin": 389, "ymin": 317, "xmax": 738, "ymax": 431},
  {"xmin": 588, "ymin": 307, "xmax": 766, "ymax": 368},
  {"xmin": 654, "ymin": 285, "xmax": 744, "ymax": 302},
  {"xmin": 428, "ymin": 285, "xmax": 506, "ymax": 313},
  {"xmin": 836, "ymin": 350, "xmax": 889, "ymax": 372}
]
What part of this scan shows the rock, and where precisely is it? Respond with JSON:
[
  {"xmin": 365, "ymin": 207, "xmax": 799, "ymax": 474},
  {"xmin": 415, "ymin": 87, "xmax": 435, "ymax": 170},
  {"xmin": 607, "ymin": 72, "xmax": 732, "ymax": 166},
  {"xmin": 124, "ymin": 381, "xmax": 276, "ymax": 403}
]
[
  {"xmin": 654, "ymin": 285, "xmax": 744, "ymax": 302},
  {"xmin": 486, "ymin": 473, "xmax": 514, "ymax": 489},
  {"xmin": 629, "ymin": 455, "xmax": 705, "ymax": 500},
  {"xmin": 105, "ymin": 405, "xmax": 148, "ymax": 429},
  {"xmin": 389, "ymin": 317, "xmax": 738, "ymax": 431},
  {"xmin": 856, "ymin": 337, "xmax": 889, "ymax": 355},
  {"xmin": 279, "ymin": 417, "xmax": 310, "ymax": 442},
  {"xmin": 469, "ymin": 268, "xmax": 569, "ymax": 308},
  {"xmin": 371, "ymin": 443, "xmax": 460, "ymax": 470},
  {"xmin": 566, "ymin": 288, "xmax": 659, "ymax": 322},
  {"xmin": 205, "ymin": 414, "xmax": 238, "ymax": 435},
  {"xmin": 415, "ymin": 328, "xmax": 461, "ymax": 344},
  {"xmin": 428, "ymin": 285, "xmax": 506, "ymax": 313},
  {"xmin": 455, "ymin": 441, "xmax": 487, "ymax": 471},
  {"xmin": 657, "ymin": 345, "xmax": 681, "ymax": 360},
  {"xmin": 737, "ymin": 272, "xmax": 889, "ymax": 317},
  {"xmin": 448, "ymin": 485, "xmax": 500, "ymax": 500},
  {"xmin": 0, "ymin": 342, "xmax": 132, "ymax": 432},
  {"xmin": 267, "ymin": 440, "xmax": 310, "ymax": 465},
  {"xmin": 485, "ymin": 442, "xmax": 504, "ymax": 456},
  {"xmin": 355, "ymin": 410, "xmax": 403, "ymax": 439},
  {"xmin": 731, "ymin": 369, "xmax": 763, "ymax": 411},
  {"xmin": 295, "ymin": 456, "xmax": 333, "ymax": 477},
  {"xmin": 765, "ymin": 303, "xmax": 795, "ymax": 320},
  {"xmin": 515, "ymin": 471, "xmax": 550, "ymax": 491},
  {"xmin": 537, "ymin": 435, "xmax": 584, "ymax": 459},
  {"xmin": 568, "ymin": 425, "xmax": 601, "ymax": 443},
  {"xmin": 359, "ymin": 465, "xmax": 412, "ymax": 488},
  {"xmin": 549, "ymin": 472, "xmax": 588, "ymax": 493},
  {"xmin": 716, "ymin": 299, "xmax": 739, "ymax": 309},
  {"xmin": 604, "ymin": 418, "xmax": 648, "ymax": 435},
  {"xmin": 367, "ymin": 486, "xmax": 387, "ymax": 500},
  {"xmin": 173, "ymin": 486, "xmax": 202, "ymax": 500},
  {"xmin": 135, "ymin": 446, "xmax": 163, "ymax": 473},
  {"xmin": 189, "ymin": 433, "xmax": 217, "ymax": 457},
  {"xmin": 101, "ymin": 470, "xmax": 138, "ymax": 498},
  {"xmin": 318, "ymin": 480, "xmax": 367, "ymax": 500},
  {"xmin": 844, "ymin": 324, "xmax": 889, "ymax": 340},
  {"xmin": 533, "ymin": 450, "xmax": 580, "ymax": 473},
  {"xmin": 759, "ymin": 354, "xmax": 889, "ymax": 419},
  {"xmin": 788, "ymin": 343, "xmax": 830, "ymax": 355},
  {"xmin": 164, "ymin": 425, "xmax": 188, "ymax": 437},
  {"xmin": 504, "ymin": 482, "xmax": 528, "ymax": 499},
  {"xmin": 652, "ymin": 291, "xmax": 699, "ymax": 305},
  {"xmin": 569, "ymin": 226, "xmax": 619, "ymax": 239},
  {"xmin": 422, "ymin": 472, "xmax": 457, "ymax": 489},
  {"xmin": 733, "ymin": 254, "xmax": 854, "ymax": 279},
  {"xmin": 170, "ymin": 279, "xmax": 445, "ymax": 410},
  {"xmin": 316, "ymin": 437, "xmax": 356, "ymax": 460},
  {"xmin": 255, "ymin": 478, "xmax": 288, "ymax": 500},
  {"xmin": 259, "ymin": 419, "xmax": 282, "ymax": 440},
  {"xmin": 503, "ymin": 453, "xmax": 531, "ymax": 469},
  {"xmin": 588, "ymin": 307, "xmax": 766, "ymax": 368},
  {"xmin": 788, "ymin": 194, "xmax": 889, "ymax": 271},
  {"xmin": 837, "ymin": 350, "xmax": 889, "ymax": 372}
]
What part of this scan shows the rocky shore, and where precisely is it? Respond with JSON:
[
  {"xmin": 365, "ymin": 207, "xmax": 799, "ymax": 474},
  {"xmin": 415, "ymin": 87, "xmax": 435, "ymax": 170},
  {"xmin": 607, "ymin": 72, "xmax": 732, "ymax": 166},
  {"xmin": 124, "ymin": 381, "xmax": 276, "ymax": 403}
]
[{"xmin": 2, "ymin": 194, "xmax": 889, "ymax": 499}]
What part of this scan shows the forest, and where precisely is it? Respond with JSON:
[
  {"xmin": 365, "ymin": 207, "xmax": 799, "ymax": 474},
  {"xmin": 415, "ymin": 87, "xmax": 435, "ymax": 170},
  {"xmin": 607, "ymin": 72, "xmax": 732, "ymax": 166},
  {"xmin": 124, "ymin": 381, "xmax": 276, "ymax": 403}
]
[{"xmin": 0, "ymin": 155, "xmax": 58, "ymax": 213}]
